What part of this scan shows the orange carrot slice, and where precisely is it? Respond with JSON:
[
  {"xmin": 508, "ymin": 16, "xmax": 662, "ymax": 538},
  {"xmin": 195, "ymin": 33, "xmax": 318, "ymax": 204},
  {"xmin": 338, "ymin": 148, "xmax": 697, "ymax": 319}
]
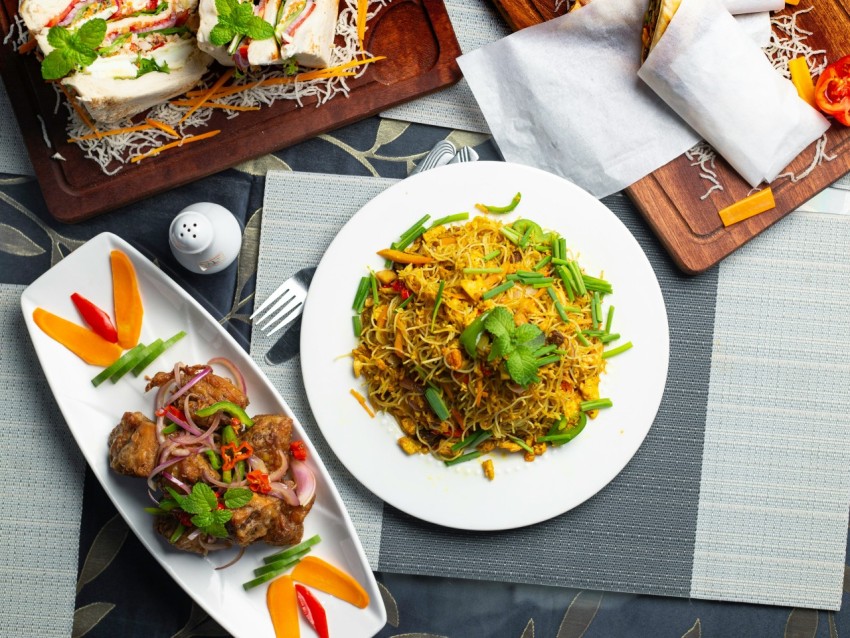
[
  {"xmin": 267, "ymin": 575, "xmax": 300, "ymax": 638},
  {"xmin": 718, "ymin": 188, "xmax": 776, "ymax": 227},
  {"xmin": 110, "ymin": 250, "xmax": 143, "ymax": 349},
  {"xmin": 32, "ymin": 307, "xmax": 123, "ymax": 366},
  {"xmin": 290, "ymin": 556, "xmax": 370, "ymax": 609}
]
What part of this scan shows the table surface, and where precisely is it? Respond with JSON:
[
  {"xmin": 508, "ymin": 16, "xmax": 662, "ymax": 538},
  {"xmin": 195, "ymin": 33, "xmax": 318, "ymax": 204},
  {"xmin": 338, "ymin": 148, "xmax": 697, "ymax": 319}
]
[{"xmin": 2, "ymin": 112, "xmax": 849, "ymax": 637}]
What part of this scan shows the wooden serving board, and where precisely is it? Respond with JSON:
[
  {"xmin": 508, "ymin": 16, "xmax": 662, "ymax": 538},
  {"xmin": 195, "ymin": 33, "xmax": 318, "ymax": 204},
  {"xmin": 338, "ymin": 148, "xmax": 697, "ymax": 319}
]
[
  {"xmin": 489, "ymin": 0, "xmax": 850, "ymax": 274},
  {"xmin": 0, "ymin": 0, "xmax": 462, "ymax": 223}
]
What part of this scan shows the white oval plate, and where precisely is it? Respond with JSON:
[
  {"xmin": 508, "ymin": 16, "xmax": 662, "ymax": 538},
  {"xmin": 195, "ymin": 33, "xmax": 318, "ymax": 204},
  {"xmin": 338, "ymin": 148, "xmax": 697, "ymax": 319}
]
[
  {"xmin": 301, "ymin": 161, "xmax": 670, "ymax": 531},
  {"xmin": 20, "ymin": 232, "xmax": 386, "ymax": 638}
]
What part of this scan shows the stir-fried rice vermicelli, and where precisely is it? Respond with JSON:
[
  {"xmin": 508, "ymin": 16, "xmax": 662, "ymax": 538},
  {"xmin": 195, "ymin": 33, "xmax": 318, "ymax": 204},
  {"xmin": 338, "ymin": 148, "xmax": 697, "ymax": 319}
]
[{"xmin": 352, "ymin": 213, "xmax": 622, "ymax": 474}]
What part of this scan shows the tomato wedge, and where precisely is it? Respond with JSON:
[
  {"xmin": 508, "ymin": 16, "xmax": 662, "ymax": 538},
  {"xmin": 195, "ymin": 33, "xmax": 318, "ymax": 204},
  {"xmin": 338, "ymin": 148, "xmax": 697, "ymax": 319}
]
[{"xmin": 814, "ymin": 55, "xmax": 850, "ymax": 126}]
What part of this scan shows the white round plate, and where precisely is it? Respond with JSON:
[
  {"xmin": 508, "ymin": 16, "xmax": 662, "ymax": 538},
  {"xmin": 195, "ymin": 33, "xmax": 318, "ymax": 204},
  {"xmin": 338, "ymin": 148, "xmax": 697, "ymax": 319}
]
[{"xmin": 301, "ymin": 161, "xmax": 669, "ymax": 531}]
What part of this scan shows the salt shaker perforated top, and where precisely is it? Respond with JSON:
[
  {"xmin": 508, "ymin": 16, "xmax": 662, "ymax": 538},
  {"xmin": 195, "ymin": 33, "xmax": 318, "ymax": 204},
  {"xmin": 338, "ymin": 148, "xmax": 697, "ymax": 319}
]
[{"xmin": 169, "ymin": 202, "xmax": 242, "ymax": 274}]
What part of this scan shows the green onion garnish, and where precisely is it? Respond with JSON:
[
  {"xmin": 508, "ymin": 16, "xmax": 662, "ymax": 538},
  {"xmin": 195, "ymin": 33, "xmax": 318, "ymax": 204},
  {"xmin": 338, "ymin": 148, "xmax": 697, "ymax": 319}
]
[
  {"xmin": 395, "ymin": 227, "xmax": 427, "ymax": 251},
  {"xmin": 538, "ymin": 413, "xmax": 587, "ymax": 444},
  {"xmin": 582, "ymin": 330, "xmax": 607, "ymax": 337},
  {"xmin": 536, "ymin": 354, "xmax": 561, "ymax": 367},
  {"xmin": 569, "ymin": 261, "xmax": 587, "ymax": 296},
  {"xmin": 370, "ymin": 272, "xmax": 379, "ymax": 305},
  {"xmin": 551, "ymin": 257, "xmax": 569, "ymax": 266},
  {"xmin": 576, "ymin": 332, "xmax": 591, "ymax": 347},
  {"xmin": 396, "ymin": 214, "xmax": 430, "ymax": 245},
  {"xmin": 425, "ymin": 387, "xmax": 450, "ymax": 421},
  {"xmin": 476, "ymin": 192, "xmax": 521, "ymax": 214},
  {"xmin": 463, "ymin": 267, "xmax": 504, "ymax": 274},
  {"xmin": 395, "ymin": 296, "xmax": 412, "ymax": 312},
  {"xmin": 353, "ymin": 315, "xmax": 362, "ymax": 337},
  {"xmin": 499, "ymin": 227, "xmax": 522, "ymax": 245},
  {"xmin": 431, "ymin": 280, "xmax": 445, "ymax": 331},
  {"xmin": 518, "ymin": 226, "xmax": 533, "ymax": 248},
  {"xmin": 533, "ymin": 244, "xmax": 551, "ymax": 252},
  {"xmin": 482, "ymin": 280, "xmax": 514, "ymax": 300},
  {"xmin": 556, "ymin": 266, "xmax": 575, "ymax": 302},
  {"xmin": 554, "ymin": 301, "xmax": 569, "ymax": 322},
  {"xmin": 558, "ymin": 238, "xmax": 567, "ymax": 261},
  {"xmin": 533, "ymin": 255, "xmax": 552, "ymax": 271},
  {"xmin": 580, "ymin": 398, "xmax": 613, "ymax": 411},
  {"xmin": 546, "ymin": 286, "xmax": 559, "ymax": 302},
  {"xmin": 583, "ymin": 274, "xmax": 613, "ymax": 295},
  {"xmin": 161, "ymin": 422, "xmax": 178, "ymax": 435},
  {"xmin": 533, "ymin": 282, "xmax": 553, "ymax": 289},
  {"xmin": 591, "ymin": 292, "xmax": 600, "ymax": 329},
  {"xmin": 352, "ymin": 276, "xmax": 370, "ymax": 312},
  {"xmin": 451, "ymin": 430, "xmax": 492, "ymax": 452},
  {"xmin": 506, "ymin": 273, "xmax": 520, "ymax": 281},
  {"xmin": 483, "ymin": 249, "xmax": 501, "ymax": 261},
  {"xmin": 602, "ymin": 341, "xmax": 633, "ymax": 359},
  {"xmin": 506, "ymin": 434, "xmax": 534, "ymax": 454},
  {"xmin": 550, "ymin": 235, "xmax": 561, "ymax": 260},
  {"xmin": 599, "ymin": 332, "xmax": 620, "ymax": 344},
  {"xmin": 444, "ymin": 451, "xmax": 484, "ymax": 466},
  {"xmin": 534, "ymin": 344, "xmax": 558, "ymax": 357},
  {"xmin": 430, "ymin": 212, "xmax": 469, "ymax": 228}
]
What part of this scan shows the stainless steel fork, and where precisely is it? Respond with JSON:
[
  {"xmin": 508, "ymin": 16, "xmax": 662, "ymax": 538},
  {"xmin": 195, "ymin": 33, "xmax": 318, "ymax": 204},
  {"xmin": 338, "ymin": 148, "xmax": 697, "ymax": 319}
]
[{"xmin": 250, "ymin": 266, "xmax": 316, "ymax": 336}]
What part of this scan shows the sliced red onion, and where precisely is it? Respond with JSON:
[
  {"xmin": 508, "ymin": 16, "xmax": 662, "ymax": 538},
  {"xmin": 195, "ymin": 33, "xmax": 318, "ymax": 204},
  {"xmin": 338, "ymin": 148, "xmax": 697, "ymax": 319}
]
[
  {"xmin": 248, "ymin": 456, "xmax": 268, "ymax": 474},
  {"xmin": 291, "ymin": 460, "xmax": 316, "ymax": 506},
  {"xmin": 155, "ymin": 380, "xmax": 178, "ymax": 444},
  {"xmin": 214, "ymin": 546, "xmax": 246, "ymax": 570},
  {"xmin": 208, "ymin": 357, "xmax": 246, "ymax": 394},
  {"xmin": 268, "ymin": 450, "xmax": 288, "ymax": 481},
  {"xmin": 203, "ymin": 469, "xmax": 247, "ymax": 489},
  {"xmin": 198, "ymin": 537, "xmax": 230, "ymax": 552},
  {"xmin": 284, "ymin": 0, "xmax": 315, "ymax": 37},
  {"xmin": 168, "ymin": 366, "xmax": 211, "ymax": 405},
  {"xmin": 147, "ymin": 457, "xmax": 181, "ymax": 490},
  {"xmin": 269, "ymin": 481, "xmax": 299, "ymax": 506},
  {"xmin": 162, "ymin": 471, "xmax": 191, "ymax": 494}
]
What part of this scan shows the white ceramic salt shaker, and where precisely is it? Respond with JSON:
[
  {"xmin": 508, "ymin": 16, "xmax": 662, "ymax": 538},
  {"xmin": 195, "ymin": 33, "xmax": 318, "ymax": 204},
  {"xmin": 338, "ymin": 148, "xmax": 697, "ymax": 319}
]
[{"xmin": 169, "ymin": 202, "xmax": 242, "ymax": 274}]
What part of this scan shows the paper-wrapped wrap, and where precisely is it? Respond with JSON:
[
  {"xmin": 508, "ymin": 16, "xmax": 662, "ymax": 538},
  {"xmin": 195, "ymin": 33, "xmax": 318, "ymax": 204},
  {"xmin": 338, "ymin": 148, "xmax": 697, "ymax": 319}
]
[{"xmin": 638, "ymin": 0, "xmax": 829, "ymax": 187}]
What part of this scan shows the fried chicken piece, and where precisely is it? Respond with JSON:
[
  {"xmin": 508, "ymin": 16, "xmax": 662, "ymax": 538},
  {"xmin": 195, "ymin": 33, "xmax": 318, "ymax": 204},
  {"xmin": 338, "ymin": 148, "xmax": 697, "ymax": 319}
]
[
  {"xmin": 168, "ymin": 453, "xmax": 220, "ymax": 485},
  {"xmin": 108, "ymin": 411, "xmax": 158, "ymax": 478},
  {"xmin": 242, "ymin": 414, "xmax": 293, "ymax": 473},
  {"xmin": 146, "ymin": 365, "xmax": 248, "ymax": 427},
  {"xmin": 228, "ymin": 492, "xmax": 312, "ymax": 547},
  {"xmin": 154, "ymin": 516, "xmax": 208, "ymax": 555}
]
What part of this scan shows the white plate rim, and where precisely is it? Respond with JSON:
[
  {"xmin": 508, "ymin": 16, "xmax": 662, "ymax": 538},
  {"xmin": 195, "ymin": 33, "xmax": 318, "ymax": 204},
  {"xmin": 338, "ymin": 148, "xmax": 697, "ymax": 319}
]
[
  {"xmin": 300, "ymin": 161, "xmax": 670, "ymax": 532},
  {"xmin": 20, "ymin": 232, "xmax": 386, "ymax": 638}
]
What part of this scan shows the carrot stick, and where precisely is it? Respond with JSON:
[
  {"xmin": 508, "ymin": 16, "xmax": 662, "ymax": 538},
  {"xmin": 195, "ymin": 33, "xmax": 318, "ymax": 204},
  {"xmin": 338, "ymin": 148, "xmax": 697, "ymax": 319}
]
[
  {"xmin": 68, "ymin": 124, "xmax": 152, "ymax": 143},
  {"xmin": 58, "ymin": 84, "xmax": 99, "ymax": 137},
  {"xmin": 18, "ymin": 38, "xmax": 37, "ymax": 54},
  {"xmin": 178, "ymin": 69, "xmax": 234, "ymax": 124},
  {"xmin": 357, "ymin": 0, "xmax": 367, "ymax": 49},
  {"xmin": 144, "ymin": 118, "xmax": 178, "ymax": 137},
  {"xmin": 349, "ymin": 389, "xmax": 375, "ymax": 418},
  {"xmin": 718, "ymin": 188, "xmax": 776, "ymax": 227},
  {"xmin": 129, "ymin": 130, "xmax": 221, "ymax": 163}
]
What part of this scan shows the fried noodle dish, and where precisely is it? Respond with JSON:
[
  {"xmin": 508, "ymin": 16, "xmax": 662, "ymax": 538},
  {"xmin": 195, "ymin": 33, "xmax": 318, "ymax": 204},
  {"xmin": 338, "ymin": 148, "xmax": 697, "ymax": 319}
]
[
  {"xmin": 351, "ymin": 199, "xmax": 631, "ymax": 480},
  {"xmin": 108, "ymin": 359, "xmax": 316, "ymax": 556}
]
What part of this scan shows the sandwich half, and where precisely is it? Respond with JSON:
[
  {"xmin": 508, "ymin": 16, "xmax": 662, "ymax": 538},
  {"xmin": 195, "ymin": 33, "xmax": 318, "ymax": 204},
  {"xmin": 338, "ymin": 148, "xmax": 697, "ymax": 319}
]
[
  {"xmin": 20, "ymin": 0, "xmax": 212, "ymax": 123},
  {"xmin": 641, "ymin": 0, "xmax": 682, "ymax": 62}
]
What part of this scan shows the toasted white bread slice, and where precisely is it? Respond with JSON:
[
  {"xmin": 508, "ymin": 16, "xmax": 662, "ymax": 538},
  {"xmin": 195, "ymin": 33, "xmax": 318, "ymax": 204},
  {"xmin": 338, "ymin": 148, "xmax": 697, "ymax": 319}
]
[
  {"xmin": 276, "ymin": 0, "xmax": 338, "ymax": 69},
  {"xmin": 247, "ymin": 0, "xmax": 282, "ymax": 66}
]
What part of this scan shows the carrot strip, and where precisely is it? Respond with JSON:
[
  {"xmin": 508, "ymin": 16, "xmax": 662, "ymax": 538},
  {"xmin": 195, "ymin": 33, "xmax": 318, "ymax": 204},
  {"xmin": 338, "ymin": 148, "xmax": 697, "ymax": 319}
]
[
  {"xmin": 59, "ymin": 84, "xmax": 99, "ymax": 137},
  {"xmin": 145, "ymin": 118, "xmax": 179, "ymax": 137},
  {"xmin": 350, "ymin": 389, "xmax": 375, "ymax": 418},
  {"xmin": 718, "ymin": 188, "xmax": 776, "ymax": 227},
  {"xmin": 170, "ymin": 100, "xmax": 261, "ymax": 111},
  {"xmin": 129, "ymin": 130, "xmax": 221, "ymax": 163},
  {"xmin": 18, "ymin": 38, "xmax": 37, "ymax": 54},
  {"xmin": 179, "ymin": 69, "xmax": 234, "ymax": 124},
  {"xmin": 68, "ymin": 124, "xmax": 152, "ymax": 143},
  {"xmin": 357, "ymin": 0, "xmax": 367, "ymax": 49}
]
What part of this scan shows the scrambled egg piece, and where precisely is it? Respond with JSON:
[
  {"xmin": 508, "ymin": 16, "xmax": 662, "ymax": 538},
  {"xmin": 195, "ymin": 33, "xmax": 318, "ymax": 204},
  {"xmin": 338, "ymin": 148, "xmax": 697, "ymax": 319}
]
[
  {"xmin": 482, "ymin": 459, "xmax": 495, "ymax": 481},
  {"xmin": 398, "ymin": 437, "xmax": 422, "ymax": 455}
]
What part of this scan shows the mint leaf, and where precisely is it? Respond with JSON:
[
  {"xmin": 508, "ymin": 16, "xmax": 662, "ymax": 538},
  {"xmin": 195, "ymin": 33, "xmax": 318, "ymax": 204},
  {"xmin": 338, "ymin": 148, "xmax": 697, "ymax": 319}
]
[
  {"xmin": 47, "ymin": 25, "xmax": 72, "ymax": 49},
  {"xmin": 134, "ymin": 55, "xmax": 169, "ymax": 77},
  {"xmin": 209, "ymin": 23, "xmax": 235, "ymax": 46},
  {"xmin": 211, "ymin": 509, "xmax": 233, "ymax": 525},
  {"xmin": 483, "ymin": 307, "xmax": 513, "ymax": 338},
  {"xmin": 514, "ymin": 322, "xmax": 544, "ymax": 348},
  {"xmin": 191, "ymin": 511, "xmax": 213, "ymax": 528},
  {"xmin": 41, "ymin": 50, "xmax": 74, "ymax": 80},
  {"xmin": 506, "ymin": 347, "xmax": 539, "ymax": 386},
  {"xmin": 75, "ymin": 18, "xmax": 107, "ymax": 50},
  {"xmin": 178, "ymin": 482, "xmax": 217, "ymax": 514},
  {"xmin": 245, "ymin": 16, "xmax": 274, "ymax": 40},
  {"xmin": 215, "ymin": 0, "xmax": 235, "ymax": 16},
  {"xmin": 223, "ymin": 487, "xmax": 253, "ymax": 509},
  {"xmin": 488, "ymin": 333, "xmax": 513, "ymax": 362},
  {"xmin": 206, "ymin": 523, "xmax": 230, "ymax": 538}
]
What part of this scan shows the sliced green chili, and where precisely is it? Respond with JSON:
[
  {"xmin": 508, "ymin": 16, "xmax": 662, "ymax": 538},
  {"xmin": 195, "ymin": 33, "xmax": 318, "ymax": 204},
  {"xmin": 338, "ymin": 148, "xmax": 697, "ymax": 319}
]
[
  {"xmin": 539, "ymin": 412, "xmax": 587, "ymax": 444},
  {"xmin": 476, "ymin": 192, "xmax": 521, "ymax": 214},
  {"xmin": 161, "ymin": 422, "xmax": 178, "ymax": 435},
  {"xmin": 395, "ymin": 296, "xmax": 412, "ymax": 312},
  {"xmin": 430, "ymin": 212, "xmax": 469, "ymax": 228},
  {"xmin": 459, "ymin": 311, "xmax": 491, "ymax": 357},
  {"xmin": 169, "ymin": 523, "xmax": 185, "ymax": 544},
  {"xmin": 195, "ymin": 402, "xmax": 254, "ymax": 428},
  {"xmin": 204, "ymin": 450, "xmax": 221, "ymax": 470}
]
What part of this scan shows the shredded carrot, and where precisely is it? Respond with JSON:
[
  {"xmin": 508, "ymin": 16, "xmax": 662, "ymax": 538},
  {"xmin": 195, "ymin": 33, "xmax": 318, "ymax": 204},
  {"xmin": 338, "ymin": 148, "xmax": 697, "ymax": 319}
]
[
  {"xmin": 350, "ymin": 389, "xmax": 375, "ymax": 418},
  {"xmin": 178, "ymin": 69, "xmax": 234, "ymax": 124},
  {"xmin": 357, "ymin": 0, "xmax": 368, "ymax": 49},
  {"xmin": 184, "ymin": 78, "xmax": 264, "ymax": 98},
  {"xmin": 18, "ymin": 38, "xmax": 37, "ymax": 54},
  {"xmin": 718, "ymin": 188, "xmax": 776, "ymax": 227},
  {"xmin": 59, "ymin": 84, "xmax": 99, "ymax": 137},
  {"xmin": 170, "ymin": 100, "xmax": 261, "ymax": 111},
  {"xmin": 145, "ymin": 118, "xmax": 178, "ymax": 137},
  {"xmin": 68, "ymin": 124, "xmax": 152, "ymax": 143},
  {"xmin": 129, "ymin": 130, "xmax": 221, "ymax": 163},
  {"xmin": 474, "ymin": 378, "xmax": 484, "ymax": 407},
  {"xmin": 451, "ymin": 408, "xmax": 465, "ymax": 428}
]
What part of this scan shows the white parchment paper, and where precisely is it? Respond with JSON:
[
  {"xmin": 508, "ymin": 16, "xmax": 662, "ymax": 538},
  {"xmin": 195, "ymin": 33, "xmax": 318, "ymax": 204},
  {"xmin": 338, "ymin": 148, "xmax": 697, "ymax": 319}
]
[
  {"xmin": 457, "ymin": 0, "xmax": 700, "ymax": 198},
  {"xmin": 638, "ymin": 0, "xmax": 829, "ymax": 186},
  {"xmin": 723, "ymin": 0, "xmax": 783, "ymax": 14}
]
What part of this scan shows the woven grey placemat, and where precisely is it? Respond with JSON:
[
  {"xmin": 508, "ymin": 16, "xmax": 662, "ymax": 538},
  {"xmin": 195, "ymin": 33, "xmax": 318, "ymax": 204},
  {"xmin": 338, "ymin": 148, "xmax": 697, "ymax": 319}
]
[
  {"xmin": 0, "ymin": 284, "xmax": 84, "ymax": 637},
  {"xmin": 253, "ymin": 172, "xmax": 850, "ymax": 610}
]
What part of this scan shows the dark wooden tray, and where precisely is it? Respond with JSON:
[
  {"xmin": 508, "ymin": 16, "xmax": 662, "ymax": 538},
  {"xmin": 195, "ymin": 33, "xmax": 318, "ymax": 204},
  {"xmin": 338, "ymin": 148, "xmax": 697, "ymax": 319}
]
[
  {"xmin": 0, "ymin": 0, "xmax": 462, "ymax": 223},
  {"xmin": 488, "ymin": 0, "xmax": 850, "ymax": 274}
]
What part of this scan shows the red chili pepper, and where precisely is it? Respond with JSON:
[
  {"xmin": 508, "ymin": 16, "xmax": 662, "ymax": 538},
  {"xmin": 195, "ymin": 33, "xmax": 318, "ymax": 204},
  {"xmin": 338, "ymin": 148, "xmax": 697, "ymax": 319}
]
[
  {"xmin": 247, "ymin": 470, "xmax": 271, "ymax": 494},
  {"xmin": 294, "ymin": 584, "xmax": 329, "ymax": 638},
  {"xmin": 220, "ymin": 441, "xmax": 254, "ymax": 471},
  {"xmin": 70, "ymin": 293, "xmax": 118, "ymax": 343},
  {"xmin": 290, "ymin": 440, "xmax": 308, "ymax": 461},
  {"xmin": 390, "ymin": 280, "xmax": 411, "ymax": 299},
  {"xmin": 815, "ymin": 55, "xmax": 850, "ymax": 126},
  {"xmin": 175, "ymin": 511, "xmax": 193, "ymax": 527}
]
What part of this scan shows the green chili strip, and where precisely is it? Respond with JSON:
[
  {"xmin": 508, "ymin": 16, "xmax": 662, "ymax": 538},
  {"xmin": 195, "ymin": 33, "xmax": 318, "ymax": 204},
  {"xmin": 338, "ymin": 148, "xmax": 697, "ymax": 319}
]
[
  {"xmin": 534, "ymin": 344, "xmax": 558, "ymax": 357},
  {"xmin": 602, "ymin": 341, "xmax": 633, "ymax": 359},
  {"xmin": 581, "ymin": 398, "xmax": 613, "ymax": 411},
  {"xmin": 499, "ymin": 227, "xmax": 522, "ymax": 245},
  {"xmin": 463, "ymin": 267, "xmax": 504, "ymax": 274},
  {"xmin": 431, "ymin": 280, "xmax": 445, "ymax": 331},
  {"xmin": 424, "ymin": 387, "xmax": 450, "ymax": 421},
  {"xmin": 353, "ymin": 315, "xmax": 362, "ymax": 337},
  {"xmin": 533, "ymin": 255, "xmax": 552, "ymax": 271},
  {"xmin": 169, "ymin": 523, "xmax": 185, "ymax": 544},
  {"xmin": 599, "ymin": 332, "xmax": 620, "ymax": 344},
  {"xmin": 352, "ymin": 276, "xmax": 370, "ymax": 312},
  {"xmin": 482, "ymin": 280, "xmax": 514, "ymax": 300},
  {"xmin": 220, "ymin": 424, "xmax": 237, "ymax": 483},
  {"xmin": 451, "ymin": 430, "xmax": 492, "ymax": 452},
  {"xmin": 370, "ymin": 272, "xmax": 379, "ymax": 305},
  {"xmin": 195, "ymin": 402, "xmax": 253, "ymax": 428},
  {"xmin": 539, "ymin": 413, "xmax": 587, "ymax": 445},
  {"xmin": 605, "ymin": 305, "xmax": 615, "ymax": 333},
  {"xmin": 444, "ymin": 450, "xmax": 484, "ymax": 466},
  {"xmin": 161, "ymin": 422, "xmax": 178, "ymax": 435},
  {"xmin": 395, "ymin": 296, "xmax": 412, "ymax": 312},
  {"xmin": 430, "ymin": 212, "xmax": 469, "ymax": 228},
  {"xmin": 536, "ymin": 354, "xmax": 561, "ymax": 367},
  {"xmin": 576, "ymin": 332, "xmax": 592, "ymax": 347},
  {"xmin": 483, "ymin": 249, "xmax": 501, "ymax": 261},
  {"xmin": 506, "ymin": 434, "xmax": 534, "ymax": 454},
  {"xmin": 204, "ymin": 450, "xmax": 221, "ymax": 470},
  {"xmin": 545, "ymin": 415, "xmax": 567, "ymax": 437},
  {"xmin": 569, "ymin": 261, "xmax": 587, "ymax": 296},
  {"xmin": 477, "ymin": 192, "xmax": 521, "ymax": 214}
]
